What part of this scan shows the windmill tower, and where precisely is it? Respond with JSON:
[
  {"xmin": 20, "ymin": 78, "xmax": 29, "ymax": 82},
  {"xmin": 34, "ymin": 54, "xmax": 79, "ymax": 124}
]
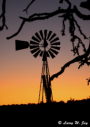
[{"xmin": 15, "ymin": 30, "xmax": 60, "ymax": 103}]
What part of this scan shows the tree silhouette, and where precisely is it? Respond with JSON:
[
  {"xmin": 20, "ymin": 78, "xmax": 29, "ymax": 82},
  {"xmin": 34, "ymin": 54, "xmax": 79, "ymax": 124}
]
[
  {"xmin": 86, "ymin": 77, "xmax": 90, "ymax": 85},
  {"xmin": 0, "ymin": 0, "xmax": 8, "ymax": 31},
  {"xmin": 1, "ymin": 0, "xmax": 90, "ymax": 93}
]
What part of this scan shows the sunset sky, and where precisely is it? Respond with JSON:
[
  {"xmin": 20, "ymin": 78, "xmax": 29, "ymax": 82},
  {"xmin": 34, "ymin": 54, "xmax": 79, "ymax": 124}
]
[{"xmin": 0, "ymin": 0, "xmax": 90, "ymax": 106}]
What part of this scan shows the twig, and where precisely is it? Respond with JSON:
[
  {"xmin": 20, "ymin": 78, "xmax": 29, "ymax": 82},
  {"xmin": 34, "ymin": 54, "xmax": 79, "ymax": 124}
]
[
  {"xmin": 6, "ymin": 20, "xmax": 25, "ymax": 40},
  {"xmin": 23, "ymin": 0, "xmax": 35, "ymax": 14}
]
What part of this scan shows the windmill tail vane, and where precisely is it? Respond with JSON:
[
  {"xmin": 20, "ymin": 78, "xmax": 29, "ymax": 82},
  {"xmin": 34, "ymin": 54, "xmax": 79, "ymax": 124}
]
[
  {"xmin": 15, "ymin": 30, "xmax": 60, "ymax": 103},
  {"xmin": 15, "ymin": 40, "xmax": 30, "ymax": 50}
]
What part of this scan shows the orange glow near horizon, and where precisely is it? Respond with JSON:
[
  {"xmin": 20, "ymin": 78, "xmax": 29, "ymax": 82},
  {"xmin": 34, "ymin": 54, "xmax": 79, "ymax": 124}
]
[
  {"xmin": 1, "ymin": 64, "xmax": 90, "ymax": 106},
  {"xmin": 0, "ymin": 83, "xmax": 90, "ymax": 106},
  {"xmin": 1, "ymin": 52, "xmax": 90, "ymax": 106}
]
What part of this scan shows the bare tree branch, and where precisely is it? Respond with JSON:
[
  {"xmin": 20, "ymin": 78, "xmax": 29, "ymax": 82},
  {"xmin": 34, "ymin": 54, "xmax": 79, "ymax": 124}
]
[
  {"xmin": 50, "ymin": 42, "xmax": 90, "ymax": 81},
  {"xmin": 6, "ymin": 20, "xmax": 25, "ymax": 40},
  {"xmin": 6, "ymin": 9, "xmax": 61, "ymax": 39},
  {"xmin": 74, "ymin": 17, "xmax": 88, "ymax": 39},
  {"xmin": 59, "ymin": 0, "xmax": 71, "ymax": 7},
  {"xmin": 23, "ymin": 0, "xmax": 35, "ymax": 14},
  {"xmin": 60, "ymin": 16, "xmax": 66, "ymax": 36},
  {"xmin": 71, "ymin": 35, "xmax": 87, "ymax": 56},
  {"xmin": 74, "ymin": 6, "xmax": 90, "ymax": 20},
  {"xmin": 59, "ymin": 2, "xmax": 88, "ymax": 56},
  {"xmin": 6, "ymin": 6, "xmax": 90, "ymax": 40},
  {"xmin": 80, "ymin": 0, "xmax": 90, "ymax": 11},
  {"xmin": 0, "ymin": 0, "xmax": 8, "ymax": 31},
  {"xmin": 64, "ymin": 0, "xmax": 71, "ymax": 8}
]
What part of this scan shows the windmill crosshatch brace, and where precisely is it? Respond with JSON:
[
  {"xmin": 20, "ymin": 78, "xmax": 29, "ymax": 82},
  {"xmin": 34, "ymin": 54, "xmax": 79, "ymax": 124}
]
[{"xmin": 0, "ymin": 0, "xmax": 90, "ymax": 125}]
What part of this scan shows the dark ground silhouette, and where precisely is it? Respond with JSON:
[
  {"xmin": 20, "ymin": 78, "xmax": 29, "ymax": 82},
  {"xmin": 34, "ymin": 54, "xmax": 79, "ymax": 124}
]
[{"xmin": 0, "ymin": 98, "xmax": 90, "ymax": 126}]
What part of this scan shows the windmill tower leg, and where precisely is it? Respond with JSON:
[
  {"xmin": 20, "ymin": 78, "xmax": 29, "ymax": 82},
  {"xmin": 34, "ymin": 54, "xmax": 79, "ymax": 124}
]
[{"xmin": 38, "ymin": 59, "xmax": 53, "ymax": 103}]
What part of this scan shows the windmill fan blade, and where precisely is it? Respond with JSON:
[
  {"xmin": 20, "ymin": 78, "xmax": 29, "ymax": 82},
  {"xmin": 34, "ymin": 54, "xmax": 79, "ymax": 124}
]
[
  {"xmin": 51, "ymin": 42, "xmax": 60, "ymax": 45},
  {"xmin": 48, "ymin": 50, "xmax": 55, "ymax": 58},
  {"xmin": 15, "ymin": 40, "xmax": 29, "ymax": 50},
  {"xmin": 44, "ymin": 30, "xmax": 47, "ymax": 40},
  {"xmin": 50, "ymin": 37, "xmax": 59, "ymax": 43},
  {"xmin": 33, "ymin": 50, "xmax": 41, "ymax": 58},
  {"xmin": 49, "ymin": 33, "xmax": 56, "ymax": 41},
  {"xmin": 35, "ymin": 32, "xmax": 41, "ymax": 41},
  {"xmin": 39, "ymin": 30, "xmax": 43, "ymax": 39},
  {"xmin": 40, "ymin": 51, "xmax": 43, "ymax": 56},
  {"xmin": 46, "ymin": 51, "xmax": 50, "ymax": 57},
  {"xmin": 51, "ymin": 46, "xmax": 60, "ymax": 50},
  {"xmin": 30, "ymin": 45, "xmax": 39, "ymax": 49},
  {"xmin": 47, "ymin": 31, "xmax": 52, "ymax": 40},
  {"xmin": 50, "ymin": 48, "xmax": 58, "ymax": 55},
  {"xmin": 30, "ymin": 40, "xmax": 39, "ymax": 45},
  {"xmin": 31, "ymin": 47, "xmax": 39, "ymax": 54},
  {"xmin": 32, "ymin": 36, "xmax": 40, "ymax": 42}
]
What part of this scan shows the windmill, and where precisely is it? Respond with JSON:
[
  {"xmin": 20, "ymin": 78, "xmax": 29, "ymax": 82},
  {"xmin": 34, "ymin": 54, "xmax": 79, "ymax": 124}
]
[{"xmin": 15, "ymin": 30, "xmax": 60, "ymax": 103}]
